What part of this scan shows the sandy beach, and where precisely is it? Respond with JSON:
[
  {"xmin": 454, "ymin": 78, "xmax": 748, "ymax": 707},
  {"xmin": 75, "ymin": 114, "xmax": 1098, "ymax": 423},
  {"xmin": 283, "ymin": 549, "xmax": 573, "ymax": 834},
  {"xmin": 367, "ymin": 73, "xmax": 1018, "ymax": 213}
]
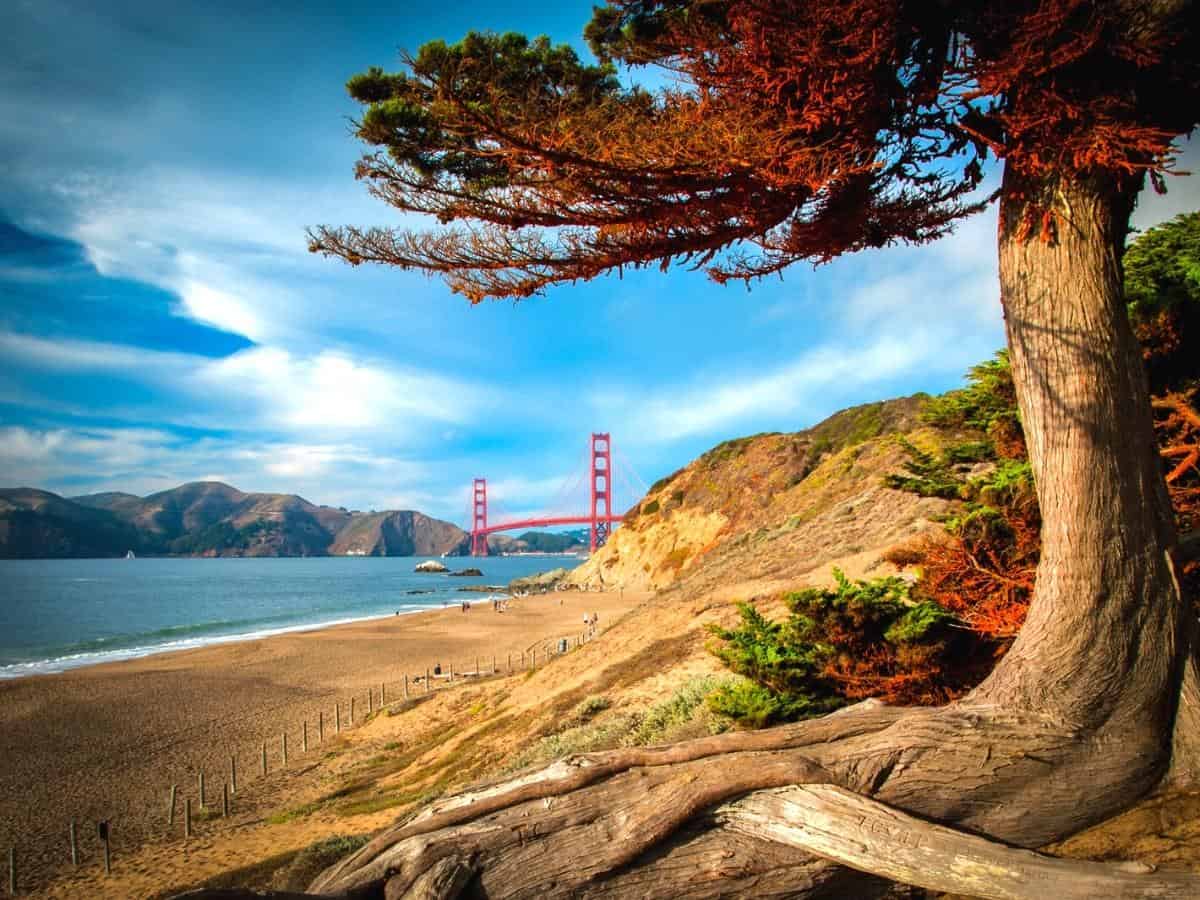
[{"xmin": 0, "ymin": 588, "xmax": 641, "ymax": 895}]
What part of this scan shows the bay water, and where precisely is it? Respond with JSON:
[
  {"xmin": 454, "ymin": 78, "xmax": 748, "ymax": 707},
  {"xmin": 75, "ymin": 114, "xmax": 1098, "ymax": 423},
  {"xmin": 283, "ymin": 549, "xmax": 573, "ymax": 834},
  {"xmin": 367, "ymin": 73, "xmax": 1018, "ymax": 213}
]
[{"xmin": 0, "ymin": 555, "xmax": 571, "ymax": 678}]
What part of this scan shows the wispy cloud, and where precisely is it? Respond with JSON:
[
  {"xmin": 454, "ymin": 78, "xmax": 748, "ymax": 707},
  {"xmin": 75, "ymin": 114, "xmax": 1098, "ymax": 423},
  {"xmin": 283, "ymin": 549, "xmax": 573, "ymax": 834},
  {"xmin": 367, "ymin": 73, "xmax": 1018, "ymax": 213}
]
[
  {"xmin": 0, "ymin": 424, "xmax": 458, "ymax": 517},
  {"xmin": 1, "ymin": 331, "xmax": 491, "ymax": 437},
  {"xmin": 604, "ymin": 333, "xmax": 939, "ymax": 444}
]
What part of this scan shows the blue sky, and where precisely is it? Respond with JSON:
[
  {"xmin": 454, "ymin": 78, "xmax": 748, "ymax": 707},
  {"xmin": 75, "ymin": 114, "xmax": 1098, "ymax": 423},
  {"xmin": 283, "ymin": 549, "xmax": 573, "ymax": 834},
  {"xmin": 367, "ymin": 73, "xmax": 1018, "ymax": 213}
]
[{"xmin": 2, "ymin": 0, "xmax": 1197, "ymax": 526}]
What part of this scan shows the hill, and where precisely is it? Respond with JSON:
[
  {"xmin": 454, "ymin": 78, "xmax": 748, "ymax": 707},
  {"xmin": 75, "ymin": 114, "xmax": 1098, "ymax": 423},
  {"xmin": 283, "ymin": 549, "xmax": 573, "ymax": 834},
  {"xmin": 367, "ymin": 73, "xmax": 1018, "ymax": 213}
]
[
  {"xmin": 2, "ymin": 483, "xmax": 467, "ymax": 559},
  {"xmin": 0, "ymin": 488, "xmax": 145, "ymax": 559},
  {"xmin": 327, "ymin": 510, "xmax": 469, "ymax": 557},
  {"xmin": 570, "ymin": 395, "xmax": 948, "ymax": 592}
]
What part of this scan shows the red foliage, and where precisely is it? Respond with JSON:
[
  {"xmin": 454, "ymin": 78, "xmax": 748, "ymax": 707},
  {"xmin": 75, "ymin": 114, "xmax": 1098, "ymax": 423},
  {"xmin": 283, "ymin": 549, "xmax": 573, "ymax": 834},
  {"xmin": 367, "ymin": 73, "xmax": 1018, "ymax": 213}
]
[
  {"xmin": 1152, "ymin": 390, "xmax": 1200, "ymax": 611},
  {"xmin": 313, "ymin": 2, "xmax": 1199, "ymax": 301},
  {"xmin": 819, "ymin": 642, "xmax": 983, "ymax": 707},
  {"xmin": 917, "ymin": 501, "xmax": 1039, "ymax": 642}
]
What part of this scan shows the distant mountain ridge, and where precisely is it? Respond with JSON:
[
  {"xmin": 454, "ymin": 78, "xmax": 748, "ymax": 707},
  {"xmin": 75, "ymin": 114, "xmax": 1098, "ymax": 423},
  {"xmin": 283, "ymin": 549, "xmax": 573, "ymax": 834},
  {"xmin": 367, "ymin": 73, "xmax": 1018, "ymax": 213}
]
[{"xmin": 0, "ymin": 482, "xmax": 473, "ymax": 559}]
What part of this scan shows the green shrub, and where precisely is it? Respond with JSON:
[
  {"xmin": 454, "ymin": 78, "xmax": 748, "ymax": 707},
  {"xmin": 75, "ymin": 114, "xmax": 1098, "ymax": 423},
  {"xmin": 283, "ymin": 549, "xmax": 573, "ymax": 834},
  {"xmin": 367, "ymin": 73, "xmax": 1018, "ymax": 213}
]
[
  {"xmin": 706, "ymin": 680, "xmax": 796, "ymax": 730},
  {"xmin": 570, "ymin": 695, "xmax": 611, "ymax": 725},
  {"xmin": 707, "ymin": 571, "xmax": 971, "ymax": 728},
  {"xmin": 505, "ymin": 678, "xmax": 731, "ymax": 771},
  {"xmin": 922, "ymin": 352, "xmax": 1019, "ymax": 435},
  {"xmin": 631, "ymin": 676, "xmax": 726, "ymax": 745},
  {"xmin": 883, "ymin": 437, "xmax": 966, "ymax": 499}
]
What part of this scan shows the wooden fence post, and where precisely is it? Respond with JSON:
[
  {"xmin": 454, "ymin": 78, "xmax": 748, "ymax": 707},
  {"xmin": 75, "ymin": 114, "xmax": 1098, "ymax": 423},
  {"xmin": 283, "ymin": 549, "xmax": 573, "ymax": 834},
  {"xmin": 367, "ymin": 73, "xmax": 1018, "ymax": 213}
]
[
  {"xmin": 168, "ymin": 785, "xmax": 177, "ymax": 826},
  {"xmin": 404, "ymin": 673, "xmax": 409, "ymax": 700},
  {"xmin": 335, "ymin": 703, "xmax": 341, "ymax": 734},
  {"xmin": 381, "ymin": 681, "xmax": 386, "ymax": 705},
  {"xmin": 303, "ymin": 720, "xmax": 308, "ymax": 753},
  {"xmin": 98, "ymin": 821, "xmax": 111, "ymax": 875},
  {"xmin": 282, "ymin": 732, "xmax": 288, "ymax": 766},
  {"xmin": 350, "ymin": 696, "xmax": 356, "ymax": 724},
  {"xmin": 508, "ymin": 653, "xmax": 512, "ymax": 674},
  {"xmin": 222, "ymin": 782, "xmax": 229, "ymax": 818},
  {"xmin": 492, "ymin": 654, "xmax": 496, "ymax": 674},
  {"xmin": 231, "ymin": 755, "xmax": 237, "ymax": 795},
  {"xmin": 368, "ymin": 688, "xmax": 374, "ymax": 715},
  {"xmin": 69, "ymin": 819, "xmax": 78, "ymax": 866},
  {"xmin": 261, "ymin": 742, "xmax": 267, "ymax": 776},
  {"xmin": 185, "ymin": 799, "xmax": 192, "ymax": 838},
  {"xmin": 198, "ymin": 771, "xmax": 206, "ymax": 808}
]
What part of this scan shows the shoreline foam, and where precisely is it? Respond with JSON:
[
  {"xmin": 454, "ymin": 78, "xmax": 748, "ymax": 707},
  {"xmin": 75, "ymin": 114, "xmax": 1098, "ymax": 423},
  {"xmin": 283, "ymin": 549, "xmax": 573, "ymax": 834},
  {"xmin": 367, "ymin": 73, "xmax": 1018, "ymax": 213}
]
[{"xmin": 0, "ymin": 602, "xmax": 459, "ymax": 679}]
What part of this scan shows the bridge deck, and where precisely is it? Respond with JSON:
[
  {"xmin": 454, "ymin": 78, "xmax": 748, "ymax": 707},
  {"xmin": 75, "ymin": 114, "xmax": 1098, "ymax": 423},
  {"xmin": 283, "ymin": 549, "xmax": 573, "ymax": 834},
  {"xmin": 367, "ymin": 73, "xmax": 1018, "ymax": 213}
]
[{"xmin": 475, "ymin": 514, "xmax": 624, "ymax": 535}]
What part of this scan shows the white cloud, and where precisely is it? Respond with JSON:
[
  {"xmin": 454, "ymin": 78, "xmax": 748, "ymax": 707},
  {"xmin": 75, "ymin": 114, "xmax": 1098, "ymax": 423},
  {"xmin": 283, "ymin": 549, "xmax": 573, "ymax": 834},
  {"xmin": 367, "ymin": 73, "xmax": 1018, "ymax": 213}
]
[
  {"xmin": 194, "ymin": 346, "xmax": 486, "ymax": 431},
  {"xmin": 610, "ymin": 333, "xmax": 940, "ymax": 443},
  {"xmin": 0, "ymin": 330, "xmax": 196, "ymax": 374},
  {"xmin": 0, "ymin": 424, "xmax": 456, "ymax": 517},
  {"xmin": 830, "ymin": 202, "xmax": 1001, "ymax": 333},
  {"xmin": 0, "ymin": 425, "xmax": 184, "ymax": 491},
  {"xmin": 178, "ymin": 280, "xmax": 266, "ymax": 342},
  {"xmin": 0, "ymin": 331, "xmax": 490, "ymax": 438}
]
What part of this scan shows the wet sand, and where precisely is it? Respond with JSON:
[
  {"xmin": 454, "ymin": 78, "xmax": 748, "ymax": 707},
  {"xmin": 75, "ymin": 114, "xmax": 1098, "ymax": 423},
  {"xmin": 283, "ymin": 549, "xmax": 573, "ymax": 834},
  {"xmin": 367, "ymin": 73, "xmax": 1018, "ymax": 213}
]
[{"xmin": 0, "ymin": 588, "xmax": 639, "ymax": 894}]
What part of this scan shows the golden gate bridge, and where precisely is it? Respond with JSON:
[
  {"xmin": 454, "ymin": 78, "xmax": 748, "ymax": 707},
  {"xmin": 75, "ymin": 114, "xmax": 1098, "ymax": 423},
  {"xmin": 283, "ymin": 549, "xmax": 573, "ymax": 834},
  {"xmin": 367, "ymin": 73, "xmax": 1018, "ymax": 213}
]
[{"xmin": 467, "ymin": 433, "xmax": 644, "ymax": 557}]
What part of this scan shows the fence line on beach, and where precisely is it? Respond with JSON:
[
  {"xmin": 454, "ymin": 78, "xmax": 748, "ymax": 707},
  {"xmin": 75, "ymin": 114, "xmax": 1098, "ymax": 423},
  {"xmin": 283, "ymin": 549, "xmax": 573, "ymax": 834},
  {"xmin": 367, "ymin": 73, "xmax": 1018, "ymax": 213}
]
[{"xmin": 6, "ymin": 620, "xmax": 605, "ymax": 895}]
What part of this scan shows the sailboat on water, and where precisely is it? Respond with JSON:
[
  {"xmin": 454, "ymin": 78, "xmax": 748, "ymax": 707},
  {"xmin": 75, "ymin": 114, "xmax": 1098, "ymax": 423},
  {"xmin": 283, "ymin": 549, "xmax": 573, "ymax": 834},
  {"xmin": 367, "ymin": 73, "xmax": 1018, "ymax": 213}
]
[{"xmin": 125, "ymin": 550, "xmax": 136, "ymax": 559}]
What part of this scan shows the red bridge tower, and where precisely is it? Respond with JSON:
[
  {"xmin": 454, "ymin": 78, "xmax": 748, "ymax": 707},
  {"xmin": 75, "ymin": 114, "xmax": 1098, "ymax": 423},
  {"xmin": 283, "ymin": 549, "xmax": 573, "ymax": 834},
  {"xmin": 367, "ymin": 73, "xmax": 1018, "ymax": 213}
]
[
  {"xmin": 471, "ymin": 478, "xmax": 488, "ymax": 557},
  {"xmin": 590, "ymin": 432, "xmax": 613, "ymax": 553}
]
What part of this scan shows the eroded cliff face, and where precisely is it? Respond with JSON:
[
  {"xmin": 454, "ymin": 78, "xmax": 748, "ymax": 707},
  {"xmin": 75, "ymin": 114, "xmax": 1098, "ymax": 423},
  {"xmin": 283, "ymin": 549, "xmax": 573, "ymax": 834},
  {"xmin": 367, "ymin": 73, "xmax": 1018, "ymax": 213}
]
[{"xmin": 571, "ymin": 396, "xmax": 951, "ymax": 592}]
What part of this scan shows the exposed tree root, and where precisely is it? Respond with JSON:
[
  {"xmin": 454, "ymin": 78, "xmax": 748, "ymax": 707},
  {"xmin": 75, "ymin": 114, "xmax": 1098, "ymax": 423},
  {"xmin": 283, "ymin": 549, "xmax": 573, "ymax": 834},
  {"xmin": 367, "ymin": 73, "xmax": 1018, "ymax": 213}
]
[
  {"xmin": 723, "ymin": 784, "xmax": 1200, "ymax": 899},
  {"xmin": 310, "ymin": 699, "xmax": 904, "ymax": 892},
  {"xmin": 175, "ymin": 678, "xmax": 1200, "ymax": 900}
]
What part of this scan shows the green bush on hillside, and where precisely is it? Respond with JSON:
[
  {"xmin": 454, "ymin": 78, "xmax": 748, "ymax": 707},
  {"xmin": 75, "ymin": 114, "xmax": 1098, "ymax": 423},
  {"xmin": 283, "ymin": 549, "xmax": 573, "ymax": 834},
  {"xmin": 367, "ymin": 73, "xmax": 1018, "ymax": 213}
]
[{"xmin": 707, "ymin": 571, "xmax": 967, "ymax": 728}]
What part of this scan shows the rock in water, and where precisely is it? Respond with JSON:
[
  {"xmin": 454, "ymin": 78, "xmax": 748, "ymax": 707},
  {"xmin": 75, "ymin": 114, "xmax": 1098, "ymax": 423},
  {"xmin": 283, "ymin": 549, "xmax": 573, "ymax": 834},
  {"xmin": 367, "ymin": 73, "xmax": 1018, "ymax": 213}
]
[
  {"xmin": 449, "ymin": 567, "xmax": 484, "ymax": 577},
  {"xmin": 414, "ymin": 559, "xmax": 449, "ymax": 573}
]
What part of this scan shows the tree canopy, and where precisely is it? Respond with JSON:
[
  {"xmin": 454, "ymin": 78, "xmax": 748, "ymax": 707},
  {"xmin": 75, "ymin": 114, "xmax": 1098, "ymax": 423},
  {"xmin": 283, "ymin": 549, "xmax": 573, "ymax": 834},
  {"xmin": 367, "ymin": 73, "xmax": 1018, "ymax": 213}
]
[
  {"xmin": 310, "ymin": 1, "xmax": 1198, "ymax": 301},
  {"xmin": 1128, "ymin": 211, "xmax": 1200, "ymax": 318}
]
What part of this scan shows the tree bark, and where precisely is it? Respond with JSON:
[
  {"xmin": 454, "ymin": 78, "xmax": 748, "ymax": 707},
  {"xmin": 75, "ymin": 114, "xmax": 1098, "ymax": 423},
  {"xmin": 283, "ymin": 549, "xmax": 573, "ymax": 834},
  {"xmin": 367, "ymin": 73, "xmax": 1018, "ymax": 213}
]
[{"xmin": 176, "ymin": 168, "xmax": 1198, "ymax": 899}]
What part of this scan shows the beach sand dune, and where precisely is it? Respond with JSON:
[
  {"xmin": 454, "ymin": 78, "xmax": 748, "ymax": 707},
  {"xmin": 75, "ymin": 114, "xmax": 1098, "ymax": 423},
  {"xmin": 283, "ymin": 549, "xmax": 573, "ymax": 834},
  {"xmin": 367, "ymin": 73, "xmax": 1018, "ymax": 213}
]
[{"xmin": 0, "ymin": 589, "xmax": 638, "ymax": 896}]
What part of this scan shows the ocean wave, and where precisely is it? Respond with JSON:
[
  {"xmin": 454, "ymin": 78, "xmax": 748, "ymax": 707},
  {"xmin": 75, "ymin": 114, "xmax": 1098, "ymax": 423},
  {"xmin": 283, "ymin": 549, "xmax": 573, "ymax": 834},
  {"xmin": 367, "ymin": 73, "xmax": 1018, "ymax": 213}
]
[
  {"xmin": 0, "ymin": 605, "xmax": 441, "ymax": 679},
  {"xmin": 48, "ymin": 611, "xmax": 313, "ymax": 656}
]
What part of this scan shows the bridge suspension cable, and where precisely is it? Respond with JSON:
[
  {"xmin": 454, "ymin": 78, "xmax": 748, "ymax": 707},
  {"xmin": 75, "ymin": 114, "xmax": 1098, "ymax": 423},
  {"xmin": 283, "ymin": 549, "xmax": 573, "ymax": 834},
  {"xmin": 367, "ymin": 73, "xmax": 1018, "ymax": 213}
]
[{"xmin": 467, "ymin": 432, "xmax": 629, "ymax": 558}]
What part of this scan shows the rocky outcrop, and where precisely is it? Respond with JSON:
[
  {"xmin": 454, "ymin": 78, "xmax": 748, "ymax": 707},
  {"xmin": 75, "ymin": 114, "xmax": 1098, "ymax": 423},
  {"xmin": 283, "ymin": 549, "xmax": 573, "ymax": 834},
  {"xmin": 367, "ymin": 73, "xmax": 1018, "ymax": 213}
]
[
  {"xmin": 509, "ymin": 567, "xmax": 571, "ymax": 594},
  {"xmin": 414, "ymin": 559, "xmax": 450, "ymax": 573}
]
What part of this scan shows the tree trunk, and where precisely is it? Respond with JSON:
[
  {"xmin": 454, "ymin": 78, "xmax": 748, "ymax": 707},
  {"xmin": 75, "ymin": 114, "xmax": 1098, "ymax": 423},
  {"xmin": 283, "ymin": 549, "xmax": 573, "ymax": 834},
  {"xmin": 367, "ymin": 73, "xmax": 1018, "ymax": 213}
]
[{"xmin": 178, "ymin": 168, "xmax": 1198, "ymax": 899}]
